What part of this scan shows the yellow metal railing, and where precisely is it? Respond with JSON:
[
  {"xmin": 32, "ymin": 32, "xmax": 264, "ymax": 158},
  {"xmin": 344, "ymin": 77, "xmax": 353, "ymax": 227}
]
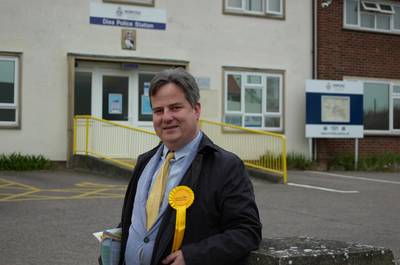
[
  {"xmin": 199, "ymin": 119, "xmax": 287, "ymax": 183},
  {"xmin": 74, "ymin": 116, "xmax": 159, "ymax": 168},
  {"xmin": 74, "ymin": 116, "xmax": 286, "ymax": 183}
]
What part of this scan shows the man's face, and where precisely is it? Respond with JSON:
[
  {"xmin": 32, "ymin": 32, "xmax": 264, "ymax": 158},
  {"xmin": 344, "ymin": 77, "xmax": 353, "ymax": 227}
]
[{"xmin": 151, "ymin": 83, "xmax": 201, "ymax": 151}]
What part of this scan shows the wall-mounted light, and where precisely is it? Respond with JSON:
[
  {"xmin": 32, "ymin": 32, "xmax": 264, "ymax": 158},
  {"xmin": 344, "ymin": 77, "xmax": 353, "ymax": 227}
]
[{"xmin": 321, "ymin": 0, "xmax": 332, "ymax": 8}]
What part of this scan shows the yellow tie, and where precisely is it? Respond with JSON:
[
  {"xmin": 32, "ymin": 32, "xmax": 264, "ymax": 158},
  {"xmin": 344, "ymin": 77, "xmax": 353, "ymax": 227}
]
[{"xmin": 146, "ymin": 152, "xmax": 175, "ymax": 232}]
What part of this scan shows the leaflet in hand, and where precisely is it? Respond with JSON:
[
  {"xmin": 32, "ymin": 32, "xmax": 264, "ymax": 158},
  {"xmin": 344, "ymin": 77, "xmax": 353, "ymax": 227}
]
[{"xmin": 93, "ymin": 228, "xmax": 122, "ymax": 265}]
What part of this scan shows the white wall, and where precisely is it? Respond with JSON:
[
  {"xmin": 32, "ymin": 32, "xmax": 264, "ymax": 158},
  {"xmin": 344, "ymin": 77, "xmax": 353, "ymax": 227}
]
[{"xmin": 0, "ymin": 0, "xmax": 312, "ymax": 160}]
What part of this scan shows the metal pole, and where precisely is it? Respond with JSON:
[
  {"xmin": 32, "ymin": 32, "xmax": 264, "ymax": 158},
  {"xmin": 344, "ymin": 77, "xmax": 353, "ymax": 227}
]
[
  {"xmin": 73, "ymin": 117, "xmax": 77, "ymax": 155},
  {"xmin": 355, "ymin": 138, "xmax": 358, "ymax": 169},
  {"xmin": 309, "ymin": 138, "xmax": 313, "ymax": 161},
  {"xmin": 85, "ymin": 117, "xmax": 89, "ymax": 155}
]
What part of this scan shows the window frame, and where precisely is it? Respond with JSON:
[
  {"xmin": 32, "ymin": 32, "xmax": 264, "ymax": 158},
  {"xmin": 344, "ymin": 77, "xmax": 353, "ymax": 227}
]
[
  {"xmin": 266, "ymin": 0, "xmax": 283, "ymax": 15},
  {"xmin": 344, "ymin": 0, "xmax": 400, "ymax": 34},
  {"xmin": 224, "ymin": 0, "xmax": 285, "ymax": 19},
  {"xmin": 378, "ymin": 3, "xmax": 395, "ymax": 14},
  {"xmin": 392, "ymin": 85, "xmax": 400, "ymax": 132},
  {"xmin": 360, "ymin": 1, "xmax": 395, "ymax": 14},
  {"xmin": 0, "ymin": 53, "xmax": 21, "ymax": 129},
  {"xmin": 344, "ymin": 78, "xmax": 400, "ymax": 134},
  {"xmin": 102, "ymin": 0, "xmax": 154, "ymax": 7},
  {"xmin": 224, "ymin": 69, "xmax": 284, "ymax": 131},
  {"xmin": 361, "ymin": 1, "xmax": 380, "ymax": 12}
]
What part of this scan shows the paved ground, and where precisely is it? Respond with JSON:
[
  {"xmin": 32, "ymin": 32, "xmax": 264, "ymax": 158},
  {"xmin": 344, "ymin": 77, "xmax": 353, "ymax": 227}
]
[
  {"xmin": 0, "ymin": 169, "xmax": 399, "ymax": 264},
  {"xmin": 255, "ymin": 170, "xmax": 400, "ymax": 263}
]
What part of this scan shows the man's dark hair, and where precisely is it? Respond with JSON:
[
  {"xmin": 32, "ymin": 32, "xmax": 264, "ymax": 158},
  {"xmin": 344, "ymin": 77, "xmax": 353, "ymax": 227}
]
[{"xmin": 149, "ymin": 67, "xmax": 200, "ymax": 108}]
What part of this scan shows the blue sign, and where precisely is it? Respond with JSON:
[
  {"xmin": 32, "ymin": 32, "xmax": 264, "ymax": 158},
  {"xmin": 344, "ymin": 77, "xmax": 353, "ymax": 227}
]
[
  {"xmin": 305, "ymin": 80, "xmax": 364, "ymax": 138},
  {"xmin": 90, "ymin": 2, "xmax": 166, "ymax": 30},
  {"xmin": 122, "ymin": 63, "xmax": 139, "ymax": 69},
  {"xmin": 90, "ymin": 17, "xmax": 166, "ymax": 30}
]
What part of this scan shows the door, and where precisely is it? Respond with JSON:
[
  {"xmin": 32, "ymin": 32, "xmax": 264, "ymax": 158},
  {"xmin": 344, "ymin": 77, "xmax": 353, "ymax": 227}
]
[
  {"xmin": 100, "ymin": 70, "xmax": 132, "ymax": 126},
  {"xmin": 74, "ymin": 62, "xmax": 166, "ymax": 128}
]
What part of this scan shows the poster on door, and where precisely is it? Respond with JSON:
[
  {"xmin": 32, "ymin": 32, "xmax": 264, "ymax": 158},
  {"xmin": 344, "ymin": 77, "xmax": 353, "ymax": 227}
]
[
  {"xmin": 109, "ymin": 94, "xmax": 123, "ymax": 114},
  {"xmin": 141, "ymin": 82, "xmax": 152, "ymax": 115}
]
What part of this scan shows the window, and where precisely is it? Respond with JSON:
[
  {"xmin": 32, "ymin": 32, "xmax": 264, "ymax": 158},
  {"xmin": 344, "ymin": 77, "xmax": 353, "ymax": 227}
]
[
  {"xmin": 0, "ymin": 55, "xmax": 20, "ymax": 128},
  {"xmin": 393, "ymin": 85, "xmax": 400, "ymax": 130},
  {"xmin": 348, "ymin": 79, "xmax": 400, "ymax": 133},
  {"xmin": 224, "ymin": 70, "xmax": 283, "ymax": 131},
  {"xmin": 102, "ymin": 0, "xmax": 154, "ymax": 7},
  {"xmin": 224, "ymin": 0, "xmax": 284, "ymax": 18},
  {"xmin": 344, "ymin": 0, "xmax": 400, "ymax": 34}
]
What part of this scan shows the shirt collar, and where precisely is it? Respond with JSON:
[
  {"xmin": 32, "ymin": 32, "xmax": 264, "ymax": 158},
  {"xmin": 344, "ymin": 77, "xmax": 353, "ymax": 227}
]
[{"xmin": 162, "ymin": 130, "xmax": 203, "ymax": 161}]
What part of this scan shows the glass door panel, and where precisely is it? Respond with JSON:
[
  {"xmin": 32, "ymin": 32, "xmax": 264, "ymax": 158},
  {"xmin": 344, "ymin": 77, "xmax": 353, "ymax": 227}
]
[
  {"xmin": 138, "ymin": 73, "xmax": 156, "ymax": 122},
  {"xmin": 74, "ymin": 72, "xmax": 92, "ymax": 116},
  {"xmin": 102, "ymin": 75, "xmax": 129, "ymax": 121}
]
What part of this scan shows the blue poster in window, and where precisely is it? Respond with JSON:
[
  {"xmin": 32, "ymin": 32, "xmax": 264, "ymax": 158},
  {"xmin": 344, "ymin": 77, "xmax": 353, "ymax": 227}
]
[
  {"xmin": 245, "ymin": 116, "xmax": 261, "ymax": 127},
  {"xmin": 109, "ymin": 94, "xmax": 122, "ymax": 114},
  {"xmin": 142, "ymin": 95, "xmax": 152, "ymax": 115}
]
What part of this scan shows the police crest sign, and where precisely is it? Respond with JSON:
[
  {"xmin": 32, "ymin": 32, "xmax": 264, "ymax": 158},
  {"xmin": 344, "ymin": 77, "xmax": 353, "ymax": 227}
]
[{"xmin": 122, "ymin": 29, "xmax": 136, "ymax": 50}]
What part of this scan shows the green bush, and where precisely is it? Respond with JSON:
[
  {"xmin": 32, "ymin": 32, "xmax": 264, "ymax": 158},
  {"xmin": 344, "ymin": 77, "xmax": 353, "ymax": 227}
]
[
  {"xmin": 329, "ymin": 153, "xmax": 400, "ymax": 172},
  {"xmin": 258, "ymin": 151, "xmax": 284, "ymax": 170},
  {"xmin": 0, "ymin": 153, "xmax": 55, "ymax": 171},
  {"xmin": 286, "ymin": 152, "xmax": 316, "ymax": 170},
  {"xmin": 260, "ymin": 151, "xmax": 400, "ymax": 172},
  {"xmin": 329, "ymin": 154, "xmax": 355, "ymax": 171},
  {"xmin": 258, "ymin": 151, "xmax": 316, "ymax": 171}
]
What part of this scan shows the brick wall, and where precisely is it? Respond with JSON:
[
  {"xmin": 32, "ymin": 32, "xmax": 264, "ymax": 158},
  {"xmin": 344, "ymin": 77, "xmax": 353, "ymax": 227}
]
[
  {"xmin": 316, "ymin": 0, "xmax": 400, "ymax": 162},
  {"xmin": 317, "ymin": 0, "xmax": 400, "ymax": 81},
  {"xmin": 317, "ymin": 136, "xmax": 400, "ymax": 162}
]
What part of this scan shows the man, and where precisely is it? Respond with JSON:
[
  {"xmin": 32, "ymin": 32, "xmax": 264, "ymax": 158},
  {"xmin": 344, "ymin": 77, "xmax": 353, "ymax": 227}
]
[{"xmin": 120, "ymin": 68, "xmax": 262, "ymax": 265}]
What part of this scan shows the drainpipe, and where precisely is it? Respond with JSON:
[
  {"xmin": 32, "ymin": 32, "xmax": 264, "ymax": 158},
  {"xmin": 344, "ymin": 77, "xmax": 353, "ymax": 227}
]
[
  {"xmin": 310, "ymin": 0, "xmax": 318, "ymax": 161},
  {"xmin": 312, "ymin": 0, "xmax": 317, "ymax": 80}
]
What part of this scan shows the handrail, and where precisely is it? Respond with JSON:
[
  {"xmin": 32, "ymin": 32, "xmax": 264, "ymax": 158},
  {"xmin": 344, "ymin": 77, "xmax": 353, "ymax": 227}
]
[
  {"xmin": 74, "ymin": 116, "xmax": 286, "ymax": 183},
  {"xmin": 74, "ymin": 115, "xmax": 158, "ymax": 169},
  {"xmin": 199, "ymin": 119, "xmax": 287, "ymax": 183}
]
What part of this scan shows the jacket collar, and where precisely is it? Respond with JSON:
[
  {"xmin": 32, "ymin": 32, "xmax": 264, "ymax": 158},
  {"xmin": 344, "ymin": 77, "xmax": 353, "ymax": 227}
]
[
  {"xmin": 157, "ymin": 132, "xmax": 219, "ymax": 156},
  {"xmin": 196, "ymin": 133, "xmax": 219, "ymax": 155}
]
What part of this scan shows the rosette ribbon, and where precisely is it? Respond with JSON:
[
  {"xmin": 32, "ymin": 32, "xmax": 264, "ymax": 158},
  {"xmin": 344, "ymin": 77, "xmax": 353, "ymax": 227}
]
[{"xmin": 168, "ymin": 186, "xmax": 195, "ymax": 253}]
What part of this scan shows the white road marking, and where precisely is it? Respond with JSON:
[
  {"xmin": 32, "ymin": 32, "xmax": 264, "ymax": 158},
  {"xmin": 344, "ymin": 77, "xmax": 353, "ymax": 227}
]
[
  {"xmin": 305, "ymin": 171, "xmax": 400, "ymax": 185},
  {"xmin": 287, "ymin": 183, "xmax": 359, "ymax": 193}
]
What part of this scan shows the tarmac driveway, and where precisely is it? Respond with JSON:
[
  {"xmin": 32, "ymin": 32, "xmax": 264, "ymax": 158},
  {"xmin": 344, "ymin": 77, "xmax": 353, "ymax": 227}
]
[
  {"xmin": 255, "ymin": 170, "xmax": 400, "ymax": 263},
  {"xmin": 0, "ymin": 169, "xmax": 399, "ymax": 264}
]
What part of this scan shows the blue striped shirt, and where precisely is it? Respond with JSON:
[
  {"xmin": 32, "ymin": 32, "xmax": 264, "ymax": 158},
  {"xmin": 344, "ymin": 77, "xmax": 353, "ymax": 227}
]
[{"xmin": 124, "ymin": 131, "xmax": 203, "ymax": 265}]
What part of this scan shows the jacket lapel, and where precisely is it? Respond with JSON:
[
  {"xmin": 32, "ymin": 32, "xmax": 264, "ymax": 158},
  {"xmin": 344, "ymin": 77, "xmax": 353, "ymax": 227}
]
[{"xmin": 151, "ymin": 134, "xmax": 217, "ymax": 264}]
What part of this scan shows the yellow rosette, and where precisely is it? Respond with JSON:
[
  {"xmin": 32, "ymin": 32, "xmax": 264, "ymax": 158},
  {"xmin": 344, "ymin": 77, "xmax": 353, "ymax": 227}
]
[{"xmin": 169, "ymin": 186, "xmax": 194, "ymax": 253}]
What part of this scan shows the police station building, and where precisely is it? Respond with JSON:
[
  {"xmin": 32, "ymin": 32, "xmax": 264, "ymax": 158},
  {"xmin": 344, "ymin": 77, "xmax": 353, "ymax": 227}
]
[{"xmin": 0, "ymin": 0, "xmax": 313, "ymax": 165}]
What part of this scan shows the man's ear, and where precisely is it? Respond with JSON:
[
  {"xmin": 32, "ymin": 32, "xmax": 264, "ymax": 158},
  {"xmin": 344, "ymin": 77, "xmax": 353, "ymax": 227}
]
[{"xmin": 194, "ymin": 102, "xmax": 201, "ymax": 121}]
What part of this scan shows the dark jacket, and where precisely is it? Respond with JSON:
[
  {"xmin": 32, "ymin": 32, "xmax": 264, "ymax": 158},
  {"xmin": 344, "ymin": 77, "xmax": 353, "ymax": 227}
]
[{"xmin": 120, "ymin": 134, "xmax": 262, "ymax": 265}]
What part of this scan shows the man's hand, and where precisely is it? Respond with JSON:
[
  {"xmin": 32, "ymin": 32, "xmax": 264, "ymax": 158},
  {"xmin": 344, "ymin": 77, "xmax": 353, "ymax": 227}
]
[{"xmin": 162, "ymin": 250, "xmax": 186, "ymax": 265}]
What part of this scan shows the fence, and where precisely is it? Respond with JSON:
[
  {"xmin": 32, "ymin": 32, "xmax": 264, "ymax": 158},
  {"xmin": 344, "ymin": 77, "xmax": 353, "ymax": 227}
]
[
  {"xmin": 199, "ymin": 120, "xmax": 286, "ymax": 183},
  {"xmin": 74, "ymin": 116, "xmax": 159, "ymax": 168},
  {"xmin": 74, "ymin": 116, "xmax": 286, "ymax": 183}
]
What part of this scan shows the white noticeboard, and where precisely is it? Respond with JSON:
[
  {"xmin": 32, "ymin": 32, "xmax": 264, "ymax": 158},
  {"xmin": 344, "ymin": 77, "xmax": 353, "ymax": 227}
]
[
  {"xmin": 305, "ymin": 80, "xmax": 363, "ymax": 139},
  {"xmin": 321, "ymin": 96, "xmax": 350, "ymax": 123},
  {"xmin": 305, "ymin": 80, "xmax": 364, "ymax": 166}
]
